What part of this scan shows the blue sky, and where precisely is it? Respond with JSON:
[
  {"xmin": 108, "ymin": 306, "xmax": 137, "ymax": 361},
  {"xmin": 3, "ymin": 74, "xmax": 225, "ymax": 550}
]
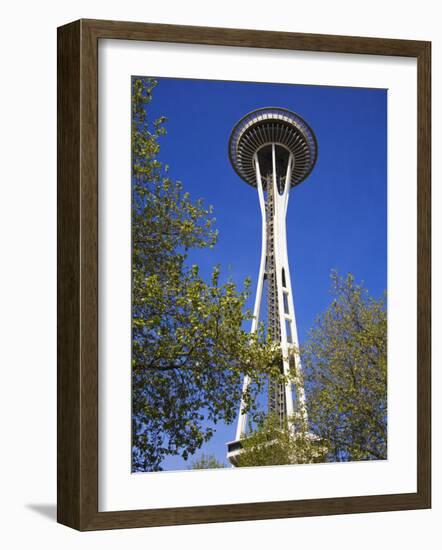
[{"xmin": 135, "ymin": 76, "xmax": 387, "ymax": 470}]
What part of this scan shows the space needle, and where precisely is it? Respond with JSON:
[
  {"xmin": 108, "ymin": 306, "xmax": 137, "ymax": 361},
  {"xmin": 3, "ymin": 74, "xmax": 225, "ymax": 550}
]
[{"xmin": 226, "ymin": 107, "xmax": 318, "ymax": 465}]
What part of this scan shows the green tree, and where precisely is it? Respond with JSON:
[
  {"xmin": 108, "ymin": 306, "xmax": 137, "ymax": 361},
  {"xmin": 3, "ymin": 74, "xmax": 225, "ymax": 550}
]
[
  {"xmin": 302, "ymin": 272, "xmax": 387, "ymax": 462},
  {"xmin": 236, "ymin": 413, "xmax": 326, "ymax": 467},
  {"xmin": 189, "ymin": 454, "xmax": 226, "ymax": 470},
  {"xmin": 237, "ymin": 272, "xmax": 386, "ymax": 468},
  {"xmin": 131, "ymin": 78, "xmax": 281, "ymax": 471}
]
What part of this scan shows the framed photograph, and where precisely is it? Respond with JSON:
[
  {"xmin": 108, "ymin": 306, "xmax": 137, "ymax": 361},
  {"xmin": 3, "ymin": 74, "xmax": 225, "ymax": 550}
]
[{"xmin": 57, "ymin": 19, "xmax": 431, "ymax": 530}]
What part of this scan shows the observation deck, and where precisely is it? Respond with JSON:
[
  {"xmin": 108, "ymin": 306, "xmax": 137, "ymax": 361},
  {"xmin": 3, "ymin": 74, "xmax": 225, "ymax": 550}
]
[{"xmin": 228, "ymin": 107, "xmax": 318, "ymax": 187}]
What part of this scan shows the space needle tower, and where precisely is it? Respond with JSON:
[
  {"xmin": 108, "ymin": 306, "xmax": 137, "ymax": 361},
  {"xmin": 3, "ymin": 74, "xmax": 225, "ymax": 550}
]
[{"xmin": 227, "ymin": 108, "xmax": 318, "ymax": 465}]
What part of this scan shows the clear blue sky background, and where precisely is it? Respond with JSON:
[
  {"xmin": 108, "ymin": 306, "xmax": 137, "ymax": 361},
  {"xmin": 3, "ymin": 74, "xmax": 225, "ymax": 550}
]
[{"xmin": 136, "ymin": 76, "xmax": 387, "ymax": 471}]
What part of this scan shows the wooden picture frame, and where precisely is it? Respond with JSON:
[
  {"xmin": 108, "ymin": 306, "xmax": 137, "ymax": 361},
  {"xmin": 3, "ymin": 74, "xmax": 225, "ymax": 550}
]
[{"xmin": 57, "ymin": 18, "xmax": 431, "ymax": 530}]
